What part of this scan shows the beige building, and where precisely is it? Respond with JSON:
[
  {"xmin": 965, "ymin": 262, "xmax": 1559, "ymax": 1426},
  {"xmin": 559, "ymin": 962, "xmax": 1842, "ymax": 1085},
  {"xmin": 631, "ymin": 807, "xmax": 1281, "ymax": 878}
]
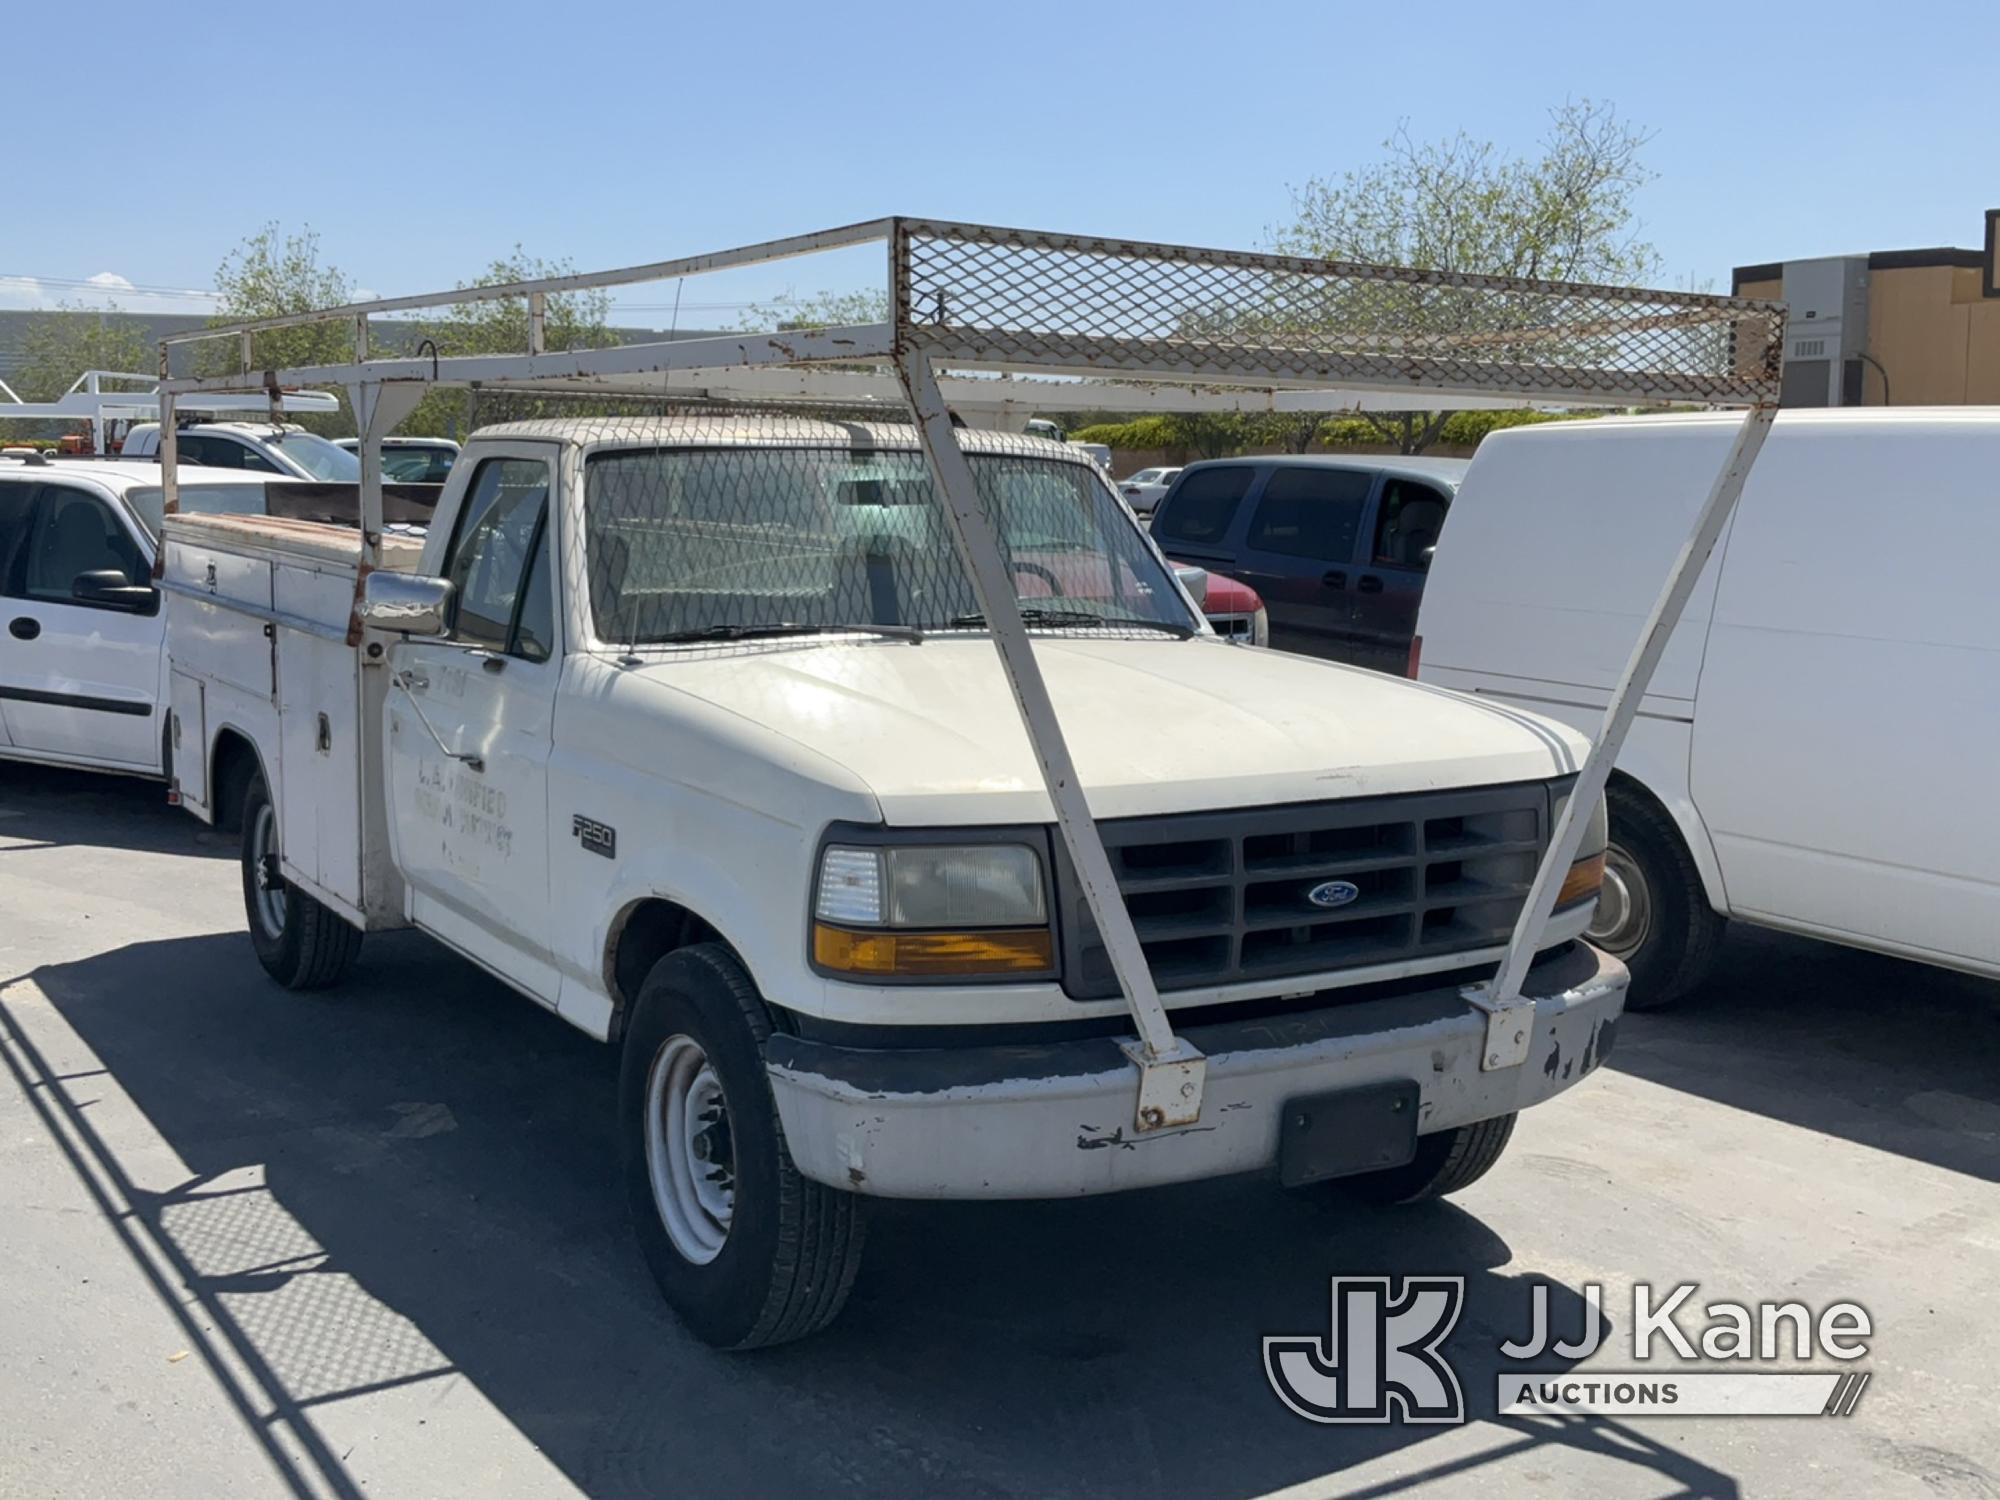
[{"xmin": 1732, "ymin": 209, "xmax": 2000, "ymax": 405}]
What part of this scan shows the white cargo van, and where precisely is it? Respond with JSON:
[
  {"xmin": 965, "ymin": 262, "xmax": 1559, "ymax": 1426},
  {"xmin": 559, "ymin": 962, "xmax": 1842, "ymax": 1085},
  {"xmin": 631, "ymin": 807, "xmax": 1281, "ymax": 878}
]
[{"xmin": 1417, "ymin": 408, "xmax": 2000, "ymax": 1007}]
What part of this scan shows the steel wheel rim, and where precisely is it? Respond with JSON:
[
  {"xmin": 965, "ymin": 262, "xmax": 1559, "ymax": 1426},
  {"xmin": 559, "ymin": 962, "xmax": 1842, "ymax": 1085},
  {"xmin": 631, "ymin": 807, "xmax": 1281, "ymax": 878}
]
[
  {"xmin": 644, "ymin": 1034, "xmax": 735, "ymax": 1265},
  {"xmin": 1588, "ymin": 841, "xmax": 1652, "ymax": 957},
  {"xmin": 249, "ymin": 802, "xmax": 289, "ymax": 939}
]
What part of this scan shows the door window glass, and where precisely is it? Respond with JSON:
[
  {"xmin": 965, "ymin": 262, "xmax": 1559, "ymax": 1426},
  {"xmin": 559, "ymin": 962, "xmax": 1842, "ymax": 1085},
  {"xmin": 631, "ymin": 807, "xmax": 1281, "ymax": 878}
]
[
  {"xmin": 16, "ymin": 487, "xmax": 145, "ymax": 603},
  {"xmin": 512, "ymin": 517, "xmax": 555, "ymax": 663},
  {"xmin": 1244, "ymin": 466, "xmax": 1371, "ymax": 561},
  {"xmin": 178, "ymin": 433, "xmax": 285, "ymax": 474},
  {"xmin": 1152, "ymin": 466, "xmax": 1254, "ymax": 546},
  {"xmin": 0, "ymin": 482, "xmax": 32, "ymax": 589},
  {"xmin": 443, "ymin": 457, "xmax": 551, "ymax": 652},
  {"xmin": 1372, "ymin": 480, "xmax": 1451, "ymax": 569}
]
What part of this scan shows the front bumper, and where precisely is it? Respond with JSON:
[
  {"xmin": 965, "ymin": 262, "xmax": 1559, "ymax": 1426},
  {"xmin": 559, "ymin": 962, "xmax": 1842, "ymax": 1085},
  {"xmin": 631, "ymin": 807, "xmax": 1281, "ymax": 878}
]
[{"xmin": 765, "ymin": 942, "xmax": 1626, "ymax": 1199}]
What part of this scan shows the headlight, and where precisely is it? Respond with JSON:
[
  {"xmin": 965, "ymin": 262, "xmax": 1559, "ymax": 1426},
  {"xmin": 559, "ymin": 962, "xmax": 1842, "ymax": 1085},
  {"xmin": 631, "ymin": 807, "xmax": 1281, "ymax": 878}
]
[
  {"xmin": 1250, "ymin": 605, "xmax": 1270, "ymax": 647},
  {"xmin": 813, "ymin": 842, "xmax": 1053, "ymax": 978},
  {"xmin": 1552, "ymin": 790, "xmax": 1609, "ymax": 908}
]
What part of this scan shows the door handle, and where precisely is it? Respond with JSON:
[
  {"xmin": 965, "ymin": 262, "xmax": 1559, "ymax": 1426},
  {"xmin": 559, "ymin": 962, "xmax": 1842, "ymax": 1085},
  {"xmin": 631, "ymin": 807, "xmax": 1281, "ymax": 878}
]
[
  {"xmin": 1320, "ymin": 571, "xmax": 1347, "ymax": 589},
  {"xmin": 8, "ymin": 617, "xmax": 38, "ymax": 641},
  {"xmin": 469, "ymin": 650, "xmax": 506, "ymax": 674},
  {"xmin": 1357, "ymin": 574, "xmax": 1384, "ymax": 594}
]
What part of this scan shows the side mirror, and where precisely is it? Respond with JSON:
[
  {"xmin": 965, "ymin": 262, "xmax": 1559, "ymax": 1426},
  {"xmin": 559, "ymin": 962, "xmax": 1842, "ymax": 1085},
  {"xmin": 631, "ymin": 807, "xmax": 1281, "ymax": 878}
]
[
  {"xmin": 1173, "ymin": 564, "xmax": 1210, "ymax": 608},
  {"xmin": 72, "ymin": 569, "xmax": 159, "ymax": 615},
  {"xmin": 360, "ymin": 571, "xmax": 453, "ymax": 636}
]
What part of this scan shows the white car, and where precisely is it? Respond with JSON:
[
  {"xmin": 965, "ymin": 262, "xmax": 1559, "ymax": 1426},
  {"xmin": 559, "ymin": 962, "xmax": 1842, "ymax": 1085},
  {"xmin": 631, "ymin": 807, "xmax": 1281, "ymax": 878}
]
[
  {"xmin": 334, "ymin": 435, "xmax": 460, "ymax": 484},
  {"xmin": 0, "ymin": 453, "xmax": 279, "ymax": 779},
  {"xmin": 1069, "ymin": 441, "xmax": 1113, "ymax": 471},
  {"xmin": 123, "ymin": 421, "xmax": 362, "ymax": 482},
  {"xmin": 1417, "ymin": 408, "xmax": 2000, "ymax": 1007},
  {"xmin": 165, "ymin": 416, "xmax": 1624, "ymax": 1349},
  {"xmin": 1118, "ymin": 465, "xmax": 1181, "ymax": 514}
]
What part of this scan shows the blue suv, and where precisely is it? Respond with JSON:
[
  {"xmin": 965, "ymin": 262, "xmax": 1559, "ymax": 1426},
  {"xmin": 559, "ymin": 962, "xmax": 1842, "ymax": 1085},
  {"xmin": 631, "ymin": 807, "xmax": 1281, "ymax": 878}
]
[{"xmin": 1149, "ymin": 454, "xmax": 1467, "ymax": 673}]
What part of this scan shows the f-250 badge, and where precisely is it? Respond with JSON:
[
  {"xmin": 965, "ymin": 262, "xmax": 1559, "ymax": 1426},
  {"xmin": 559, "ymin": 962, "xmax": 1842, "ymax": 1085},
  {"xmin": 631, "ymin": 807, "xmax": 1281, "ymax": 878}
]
[{"xmin": 572, "ymin": 815, "xmax": 616, "ymax": 859}]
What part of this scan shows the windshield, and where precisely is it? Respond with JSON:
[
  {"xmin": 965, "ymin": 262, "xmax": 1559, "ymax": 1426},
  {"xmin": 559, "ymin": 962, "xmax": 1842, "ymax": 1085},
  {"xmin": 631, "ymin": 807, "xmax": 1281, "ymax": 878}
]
[
  {"xmin": 127, "ymin": 482, "xmax": 268, "ymax": 539},
  {"xmin": 273, "ymin": 431, "xmax": 362, "ymax": 482},
  {"xmin": 582, "ymin": 447, "xmax": 1196, "ymax": 645}
]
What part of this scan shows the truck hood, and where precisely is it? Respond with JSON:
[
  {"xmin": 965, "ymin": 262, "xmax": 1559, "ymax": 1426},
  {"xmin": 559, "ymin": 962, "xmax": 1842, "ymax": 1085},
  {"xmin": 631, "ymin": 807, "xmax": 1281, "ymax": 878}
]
[{"xmin": 623, "ymin": 636, "xmax": 1589, "ymax": 824}]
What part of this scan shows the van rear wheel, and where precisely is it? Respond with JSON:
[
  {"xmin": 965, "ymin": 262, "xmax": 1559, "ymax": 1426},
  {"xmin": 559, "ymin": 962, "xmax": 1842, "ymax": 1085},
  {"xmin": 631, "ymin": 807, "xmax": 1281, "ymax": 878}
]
[
  {"xmin": 239, "ymin": 769, "xmax": 361, "ymax": 990},
  {"xmin": 1588, "ymin": 783, "xmax": 1723, "ymax": 1010}
]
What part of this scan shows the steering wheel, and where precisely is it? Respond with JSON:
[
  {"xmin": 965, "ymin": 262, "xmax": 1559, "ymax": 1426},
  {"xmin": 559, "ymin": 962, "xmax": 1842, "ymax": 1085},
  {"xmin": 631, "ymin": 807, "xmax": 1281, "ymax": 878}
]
[{"xmin": 1011, "ymin": 560, "xmax": 1065, "ymax": 598}]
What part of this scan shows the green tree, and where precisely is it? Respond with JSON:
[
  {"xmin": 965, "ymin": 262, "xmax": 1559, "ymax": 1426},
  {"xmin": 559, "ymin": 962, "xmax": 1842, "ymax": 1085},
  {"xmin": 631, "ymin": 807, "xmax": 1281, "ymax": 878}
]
[
  {"xmin": 739, "ymin": 289, "xmax": 890, "ymax": 331},
  {"xmin": 12, "ymin": 304, "xmax": 152, "ymax": 402},
  {"xmin": 1270, "ymin": 99, "xmax": 1661, "ymax": 453},
  {"xmin": 200, "ymin": 225, "xmax": 356, "ymax": 433},
  {"xmin": 399, "ymin": 251, "xmax": 617, "ymax": 436}
]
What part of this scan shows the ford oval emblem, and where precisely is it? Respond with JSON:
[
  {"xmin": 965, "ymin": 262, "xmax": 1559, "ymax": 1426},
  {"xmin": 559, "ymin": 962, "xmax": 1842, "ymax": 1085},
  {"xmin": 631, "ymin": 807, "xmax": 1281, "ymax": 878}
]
[{"xmin": 1306, "ymin": 879, "xmax": 1361, "ymax": 910}]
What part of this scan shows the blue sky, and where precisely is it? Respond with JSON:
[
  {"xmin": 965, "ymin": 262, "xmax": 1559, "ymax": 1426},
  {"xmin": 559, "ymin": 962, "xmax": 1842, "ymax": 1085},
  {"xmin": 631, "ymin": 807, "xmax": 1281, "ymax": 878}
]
[{"xmin": 5, "ymin": 0, "xmax": 1993, "ymax": 324}]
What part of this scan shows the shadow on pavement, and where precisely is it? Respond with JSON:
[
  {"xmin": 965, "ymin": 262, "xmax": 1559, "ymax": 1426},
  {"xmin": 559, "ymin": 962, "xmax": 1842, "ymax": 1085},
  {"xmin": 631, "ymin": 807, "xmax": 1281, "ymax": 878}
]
[
  {"xmin": 1608, "ymin": 924, "xmax": 2000, "ymax": 1183},
  {"xmin": 11, "ymin": 930, "xmax": 1738, "ymax": 1500},
  {"xmin": 0, "ymin": 762, "xmax": 234, "ymax": 860}
]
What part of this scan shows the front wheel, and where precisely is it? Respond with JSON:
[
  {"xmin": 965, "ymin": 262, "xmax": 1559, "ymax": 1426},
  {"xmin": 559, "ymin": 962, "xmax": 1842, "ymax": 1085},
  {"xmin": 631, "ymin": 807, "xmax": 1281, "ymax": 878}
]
[
  {"xmin": 1337, "ymin": 1114, "xmax": 1519, "ymax": 1205},
  {"xmin": 620, "ymin": 944, "xmax": 866, "ymax": 1349},
  {"xmin": 239, "ymin": 769, "xmax": 361, "ymax": 989}
]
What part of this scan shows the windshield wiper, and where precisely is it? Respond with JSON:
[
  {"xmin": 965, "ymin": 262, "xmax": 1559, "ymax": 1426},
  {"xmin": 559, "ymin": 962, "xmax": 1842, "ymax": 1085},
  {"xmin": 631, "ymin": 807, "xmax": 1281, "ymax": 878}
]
[
  {"xmin": 653, "ymin": 621, "xmax": 923, "ymax": 645},
  {"xmin": 947, "ymin": 607, "xmax": 1194, "ymax": 639}
]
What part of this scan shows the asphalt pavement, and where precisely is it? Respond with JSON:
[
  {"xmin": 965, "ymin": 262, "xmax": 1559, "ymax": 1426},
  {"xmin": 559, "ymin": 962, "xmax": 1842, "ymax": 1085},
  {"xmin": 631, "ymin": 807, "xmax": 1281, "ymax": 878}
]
[{"xmin": 3, "ymin": 762, "xmax": 1997, "ymax": 1499}]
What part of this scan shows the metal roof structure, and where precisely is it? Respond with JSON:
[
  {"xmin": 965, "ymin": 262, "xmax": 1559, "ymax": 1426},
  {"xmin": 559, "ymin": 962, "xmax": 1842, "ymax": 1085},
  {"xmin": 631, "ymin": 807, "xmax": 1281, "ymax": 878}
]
[{"xmin": 155, "ymin": 217, "xmax": 1786, "ymax": 1131}]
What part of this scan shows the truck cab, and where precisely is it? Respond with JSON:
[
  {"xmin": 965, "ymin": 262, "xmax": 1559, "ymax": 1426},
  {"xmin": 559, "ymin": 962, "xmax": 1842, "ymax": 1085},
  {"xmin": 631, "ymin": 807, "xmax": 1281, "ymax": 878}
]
[{"xmin": 163, "ymin": 416, "xmax": 1624, "ymax": 1349}]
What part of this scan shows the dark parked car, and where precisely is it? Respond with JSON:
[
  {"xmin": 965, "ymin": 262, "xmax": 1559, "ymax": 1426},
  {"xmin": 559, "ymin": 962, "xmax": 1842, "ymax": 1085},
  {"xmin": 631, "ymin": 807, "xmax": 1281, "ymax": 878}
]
[{"xmin": 1148, "ymin": 454, "xmax": 1466, "ymax": 673}]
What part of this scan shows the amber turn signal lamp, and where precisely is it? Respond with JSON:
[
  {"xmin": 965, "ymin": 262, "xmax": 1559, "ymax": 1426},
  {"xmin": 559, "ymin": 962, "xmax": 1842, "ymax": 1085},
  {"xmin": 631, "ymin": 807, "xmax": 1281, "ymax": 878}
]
[{"xmin": 813, "ymin": 924, "xmax": 1055, "ymax": 977}]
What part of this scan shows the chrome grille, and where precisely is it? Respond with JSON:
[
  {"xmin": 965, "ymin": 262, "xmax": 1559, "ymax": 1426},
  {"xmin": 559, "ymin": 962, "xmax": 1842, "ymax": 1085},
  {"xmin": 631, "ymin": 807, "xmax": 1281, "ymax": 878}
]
[{"xmin": 1057, "ymin": 780, "xmax": 1563, "ymax": 999}]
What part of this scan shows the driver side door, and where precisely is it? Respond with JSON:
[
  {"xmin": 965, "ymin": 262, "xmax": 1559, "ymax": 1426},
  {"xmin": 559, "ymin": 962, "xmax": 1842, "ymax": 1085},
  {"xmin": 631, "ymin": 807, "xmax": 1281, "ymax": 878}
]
[{"xmin": 386, "ymin": 446, "xmax": 564, "ymax": 1003}]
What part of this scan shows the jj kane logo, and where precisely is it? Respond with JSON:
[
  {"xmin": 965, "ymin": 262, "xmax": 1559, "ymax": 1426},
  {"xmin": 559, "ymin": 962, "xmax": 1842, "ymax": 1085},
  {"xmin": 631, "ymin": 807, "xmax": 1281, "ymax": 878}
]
[
  {"xmin": 1264, "ymin": 1277, "xmax": 1466, "ymax": 1424},
  {"xmin": 1266, "ymin": 1277, "xmax": 1874, "ymax": 1424}
]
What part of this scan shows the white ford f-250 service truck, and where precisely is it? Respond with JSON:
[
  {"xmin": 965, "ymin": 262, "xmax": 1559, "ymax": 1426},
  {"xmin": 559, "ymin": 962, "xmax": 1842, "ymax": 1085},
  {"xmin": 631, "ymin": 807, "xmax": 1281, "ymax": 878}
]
[
  {"xmin": 162, "ymin": 415, "xmax": 1623, "ymax": 1347},
  {"xmin": 153, "ymin": 216, "xmax": 1783, "ymax": 1349}
]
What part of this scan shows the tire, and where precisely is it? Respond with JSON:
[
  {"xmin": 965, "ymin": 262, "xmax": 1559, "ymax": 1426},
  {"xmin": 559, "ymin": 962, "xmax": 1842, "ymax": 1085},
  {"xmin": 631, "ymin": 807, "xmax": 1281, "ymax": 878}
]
[
  {"xmin": 1340, "ymin": 1113, "xmax": 1518, "ymax": 1205},
  {"xmin": 619, "ymin": 944, "xmax": 866, "ymax": 1350},
  {"xmin": 239, "ymin": 769, "xmax": 362, "ymax": 990},
  {"xmin": 1588, "ymin": 782, "xmax": 1724, "ymax": 1011}
]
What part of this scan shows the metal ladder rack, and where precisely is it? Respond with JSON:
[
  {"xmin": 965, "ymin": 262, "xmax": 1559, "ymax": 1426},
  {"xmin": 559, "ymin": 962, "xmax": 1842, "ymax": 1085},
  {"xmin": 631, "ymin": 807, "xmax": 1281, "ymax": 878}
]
[{"xmin": 155, "ymin": 215, "xmax": 1786, "ymax": 1129}]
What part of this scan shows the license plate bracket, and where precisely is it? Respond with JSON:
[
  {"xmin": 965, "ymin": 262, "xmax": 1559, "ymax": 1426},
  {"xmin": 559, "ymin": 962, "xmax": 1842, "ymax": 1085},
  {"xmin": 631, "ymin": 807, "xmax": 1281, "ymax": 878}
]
[{"xmin": 1278, "ymin": 1080, "xmax": 1420, "ymax": 1188}]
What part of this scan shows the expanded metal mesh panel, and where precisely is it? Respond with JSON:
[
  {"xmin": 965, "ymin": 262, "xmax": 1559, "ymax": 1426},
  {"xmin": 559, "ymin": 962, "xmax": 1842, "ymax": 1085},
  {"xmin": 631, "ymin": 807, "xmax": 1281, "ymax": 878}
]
[
  {"xmin": 452, "ymin": 415, "xmax": 1207, "ymax": 661},
  {"xmin": 897, "ymin": 220, "xmax": 1784, "ymax": 407}
]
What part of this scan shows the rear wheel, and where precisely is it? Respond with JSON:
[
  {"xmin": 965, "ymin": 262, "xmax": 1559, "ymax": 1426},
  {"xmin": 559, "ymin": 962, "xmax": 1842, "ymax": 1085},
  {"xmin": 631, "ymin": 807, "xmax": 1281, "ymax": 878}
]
[
  {"xmin": 1587, "ymin": 782, "xmax": 1724, "ymax": 1010},
  {"xmin": 1339, "ymin": 1114, "xmax": 1518, "ymax": 1205},
  {"xmin": 620, "ymin": 944, "xmax": 866, "ymax": 1349},
  {"xmin": 239, "ymin": 769, "xmax": 361, "ymax": 989}
]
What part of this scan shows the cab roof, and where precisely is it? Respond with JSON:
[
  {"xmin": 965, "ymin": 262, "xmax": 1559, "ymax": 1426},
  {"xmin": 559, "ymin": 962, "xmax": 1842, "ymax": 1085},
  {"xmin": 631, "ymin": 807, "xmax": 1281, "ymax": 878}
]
[{"xmin": 471, "ymin": 414, "xmax": 1088, "ymax": 461}]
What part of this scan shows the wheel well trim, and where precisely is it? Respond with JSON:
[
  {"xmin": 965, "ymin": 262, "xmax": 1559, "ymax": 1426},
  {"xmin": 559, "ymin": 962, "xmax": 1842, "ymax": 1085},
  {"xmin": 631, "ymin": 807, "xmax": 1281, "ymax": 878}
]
[
  {"xmin": 1606, "ymin": 767, "xmax": 1729, "ymax": 918},
  {"xmin": 601, "ymin": 891, "xmax": 749, "ymax": 1041}
]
